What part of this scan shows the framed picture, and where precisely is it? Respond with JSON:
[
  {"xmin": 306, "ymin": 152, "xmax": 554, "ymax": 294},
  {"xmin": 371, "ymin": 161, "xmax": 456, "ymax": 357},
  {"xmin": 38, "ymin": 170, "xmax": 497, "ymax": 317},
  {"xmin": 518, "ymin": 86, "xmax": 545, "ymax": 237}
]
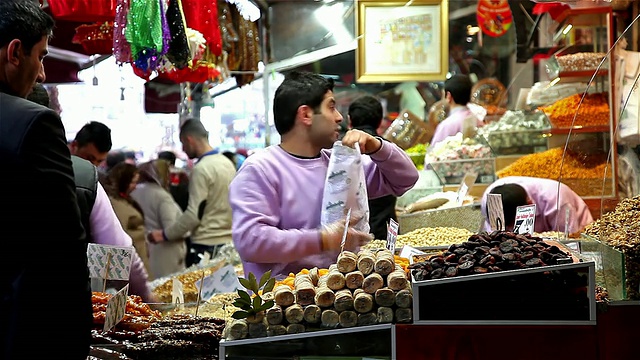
[{"xmin": 356, "ymin": 0, "xmax": 449, "ymax": 83}]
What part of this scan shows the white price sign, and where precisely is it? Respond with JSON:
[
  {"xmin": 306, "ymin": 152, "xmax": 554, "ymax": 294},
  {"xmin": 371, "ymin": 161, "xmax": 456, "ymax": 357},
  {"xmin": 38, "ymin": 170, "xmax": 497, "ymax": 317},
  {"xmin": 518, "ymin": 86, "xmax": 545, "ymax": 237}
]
[
  {"xmin": 399, "ymin": 245, "xmax": 426, "ymax": 264},
  {"xmin": 514, "ymin": 204, "xmax": 536, "ymax": 235},
  {"xmin": 386, "ymin": 218, "xmax": 399, "ymax": 253}
]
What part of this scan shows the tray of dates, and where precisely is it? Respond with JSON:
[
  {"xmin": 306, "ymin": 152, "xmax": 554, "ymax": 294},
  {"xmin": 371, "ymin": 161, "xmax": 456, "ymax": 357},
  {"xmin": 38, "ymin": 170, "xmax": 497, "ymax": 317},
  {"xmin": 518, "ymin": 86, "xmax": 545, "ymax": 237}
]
[{"xmin": 408, "ymin": 231, "xmax": 596, "ymax": 325}]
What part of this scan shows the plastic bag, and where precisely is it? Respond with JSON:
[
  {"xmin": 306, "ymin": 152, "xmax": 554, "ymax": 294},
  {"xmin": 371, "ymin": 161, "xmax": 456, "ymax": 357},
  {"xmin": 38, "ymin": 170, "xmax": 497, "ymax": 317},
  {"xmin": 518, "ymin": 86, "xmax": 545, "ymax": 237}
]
[{"xmin": 320, "ymin": 142, "xmax": 370, "ymax": 233}]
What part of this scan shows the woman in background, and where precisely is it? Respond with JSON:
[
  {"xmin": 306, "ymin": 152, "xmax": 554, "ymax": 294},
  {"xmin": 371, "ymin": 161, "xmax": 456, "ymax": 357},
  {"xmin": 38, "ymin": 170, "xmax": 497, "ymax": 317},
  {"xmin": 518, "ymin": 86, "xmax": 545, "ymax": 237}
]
[
  {"xmin": 107, "ymin": 163, "xmax": 150, "ymax": 272},
  {"xmin": 131, "ymin": 160, "xmax": 187, "ymax": 279}
]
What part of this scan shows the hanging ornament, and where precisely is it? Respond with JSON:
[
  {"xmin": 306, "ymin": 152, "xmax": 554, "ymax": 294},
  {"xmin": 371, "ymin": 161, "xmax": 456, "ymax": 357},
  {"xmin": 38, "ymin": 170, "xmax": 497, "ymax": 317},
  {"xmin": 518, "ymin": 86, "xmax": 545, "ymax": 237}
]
[
  {"xmin": 72, "ymin": 22, "xmax": 114, "ymax": 55},
  {"xmin": 476, "ymin": 0, "xmax": 513, "ymax": 38},
  {"xmin": 165, "ymin": 0, "xmax": 191, "ymax": 69}
]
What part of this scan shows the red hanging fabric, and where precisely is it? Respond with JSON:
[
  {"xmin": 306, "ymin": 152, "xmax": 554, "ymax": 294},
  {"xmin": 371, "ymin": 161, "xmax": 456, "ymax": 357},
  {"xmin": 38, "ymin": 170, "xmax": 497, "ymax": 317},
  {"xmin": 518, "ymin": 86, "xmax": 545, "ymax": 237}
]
[
  {"xmin": 181, "ymin": 0, "xmax": 222, "ymax": 57},
  {"xmin": 72, "ymin": 22, "xmax": 114, "ymax": 55},
  {"xmin": 48, "ymin": 0, "xmax": 117, "ymax": 22}
]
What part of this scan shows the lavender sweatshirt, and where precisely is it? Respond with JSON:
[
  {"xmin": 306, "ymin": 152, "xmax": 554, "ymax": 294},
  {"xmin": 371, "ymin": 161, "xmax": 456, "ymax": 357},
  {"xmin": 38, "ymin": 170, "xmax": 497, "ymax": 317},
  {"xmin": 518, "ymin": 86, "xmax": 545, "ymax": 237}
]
[{"xmin": 229, "ymin": 141, "xmax": 419, "ymax": 279}]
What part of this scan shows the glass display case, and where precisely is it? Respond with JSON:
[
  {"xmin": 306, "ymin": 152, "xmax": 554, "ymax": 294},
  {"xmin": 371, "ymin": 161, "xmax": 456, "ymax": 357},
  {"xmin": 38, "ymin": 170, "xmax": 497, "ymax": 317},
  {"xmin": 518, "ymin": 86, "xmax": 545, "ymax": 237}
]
[
  {"xmin": 425, "ymin": 134, "xmax": 496, "ymax": 186},
  {"xmin": 564, "ymin": 234, "xmax": 626, "ymax": 301},
  {"xmin": 478, "ymin": 110, "xmax": 551, "ymax": 156}
]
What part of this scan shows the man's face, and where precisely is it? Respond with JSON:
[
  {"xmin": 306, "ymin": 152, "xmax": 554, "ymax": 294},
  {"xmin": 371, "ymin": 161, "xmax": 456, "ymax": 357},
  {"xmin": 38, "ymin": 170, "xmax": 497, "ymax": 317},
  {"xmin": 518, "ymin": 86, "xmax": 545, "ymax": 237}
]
[
  {"xmin": 309, "ymin": 91, "xmax": 343, "ymax": 149},
  {"xmin": 180, "ymin": 135, "xmax": 197, "ymax": 159},
  {"xmin": 6, "ymin": 36, "xmax": 48, "ymax": 98},
  {"xmin": 72, "ymin": 142, "xmax": 108, "ymax": 166}
]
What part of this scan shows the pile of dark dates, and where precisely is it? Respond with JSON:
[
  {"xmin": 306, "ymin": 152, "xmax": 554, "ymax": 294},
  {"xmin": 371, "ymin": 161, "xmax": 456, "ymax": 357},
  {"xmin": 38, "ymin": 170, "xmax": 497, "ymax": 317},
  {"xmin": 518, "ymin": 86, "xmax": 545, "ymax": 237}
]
[{"xmin": 410, "ymin": 231, "xmax": 573, "ymax": 281}]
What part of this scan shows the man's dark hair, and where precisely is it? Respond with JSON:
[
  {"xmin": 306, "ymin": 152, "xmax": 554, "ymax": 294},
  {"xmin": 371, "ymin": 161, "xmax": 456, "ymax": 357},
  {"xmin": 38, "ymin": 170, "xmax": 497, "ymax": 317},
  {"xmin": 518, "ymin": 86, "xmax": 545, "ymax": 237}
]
[
  {"xmin": 158, "ymin": 151, "xmax": 177, "ymax": 166},
  {"xmin": 489, "ymin": 184, "xmax": 529, "ymax": 227},
  {"xmin": 445, "ymin": 74, "xmax": 473, "ymax": 105},
  {"xmin": 0, "ymin": 0, "xmax": 55, "ymax": 54},
  {"xmin": 348, "ymin": 95, "xmax": 383, "ymax": 129},
  {"xmin": 180, "ymin": 119, "xmax": 209, "ymax": 139},
  {"xmin": 273, "ymin": 71, "xmax": 335, "ymax": 135},
  {"xmin": 74, "ymin": 121, "xmax": 112, "ymax": 153}
]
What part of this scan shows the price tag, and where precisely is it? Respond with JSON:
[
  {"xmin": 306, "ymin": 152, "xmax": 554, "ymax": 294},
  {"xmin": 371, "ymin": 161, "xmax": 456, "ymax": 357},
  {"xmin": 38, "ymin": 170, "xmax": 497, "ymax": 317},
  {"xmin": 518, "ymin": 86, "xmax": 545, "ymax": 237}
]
[
  {"xmin": 87, "ymin": 244, "xmax": 133, "ymax": 281},
  {"xmin": 340, "ymin": 208, "xmax": 352, "ymax": 252},
  {"xmin": 514, "ymin": 204, "xmax": 536, "ymax": 234},
  {"xmin": 564, "ymin": 241, "xmax": 581, "ymax": 253},
  {"xmin": 563, "ymin": 205, "xmax": 571, "ymax": 240},
  {"xmin": 456, "ymin": 182, "xmax": 469, "ymax": 206},
  {"xmin": 487, "ymin": 194, "xmax": 505, "ymax": 231},
  {"xmin": 172, "ymin": 278, "xmax": 184, "ymax": 306},
  {"xmin": 104, "ymin": 284, "xmax": 128, "ymax": 332},
  {"xmin": 399, "ymin": 245, "xmax": 426, "ymax": 264},
  {"xmin": 198, "ymin": 251, "xmax": 211, "ymax": 266},
  {"xmin": 386, "ymin": 218, "xmax": 399, "ymax": 253},
  {"xmin": 195, "ymin": 265, "xmax": 241, "ymax": 302}
]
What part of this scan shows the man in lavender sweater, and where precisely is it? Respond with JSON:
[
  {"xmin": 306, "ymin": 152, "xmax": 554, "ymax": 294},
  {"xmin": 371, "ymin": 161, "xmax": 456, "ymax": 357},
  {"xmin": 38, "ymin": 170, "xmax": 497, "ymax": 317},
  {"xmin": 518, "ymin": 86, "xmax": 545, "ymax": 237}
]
[{"xmin": 229, "ymin": 72, "xmax": 419, "ymax": 279}]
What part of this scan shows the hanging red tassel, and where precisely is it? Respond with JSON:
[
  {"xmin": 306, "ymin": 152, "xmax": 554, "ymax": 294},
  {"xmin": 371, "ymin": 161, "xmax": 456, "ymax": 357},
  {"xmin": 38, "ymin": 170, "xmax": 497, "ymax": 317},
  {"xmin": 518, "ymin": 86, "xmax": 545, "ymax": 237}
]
[{"xmin": 48, "ymin": 0, "xmax": 117, "ymax": 22}]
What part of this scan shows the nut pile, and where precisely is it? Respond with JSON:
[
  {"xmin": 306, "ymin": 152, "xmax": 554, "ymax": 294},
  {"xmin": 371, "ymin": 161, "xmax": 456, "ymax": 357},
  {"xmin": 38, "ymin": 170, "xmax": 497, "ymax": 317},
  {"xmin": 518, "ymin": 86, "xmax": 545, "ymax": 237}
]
[
  {"xmin": 409, "ymin": 231, "xmax": 572, "ymax": 281},
  {"xmin": 583, "ymin": 196, "xmax": 640, "ymax": 299},
  {"xmin": 556, "ymin": 52, "xmax": 607, "ymax": 72},
  {"xmin": 540, "ymin": 92, "xmax": 609, "ymax": 128},
  {"xmin": 397, "ymin": 227, "xmax": 474, "ymax": 248}
]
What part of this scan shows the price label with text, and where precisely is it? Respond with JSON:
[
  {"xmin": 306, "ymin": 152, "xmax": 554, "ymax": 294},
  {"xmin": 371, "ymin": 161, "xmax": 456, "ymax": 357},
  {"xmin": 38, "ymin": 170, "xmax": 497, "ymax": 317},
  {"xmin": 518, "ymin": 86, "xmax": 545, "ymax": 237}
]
[
  {"xmin": 195, "ymin": 265, "xmax": 241, "ymax": 302},
  {"xmin": 104, "ymin": 284, "xmax": 128, "ymax": 332},
  {"xmin": 87, "ymin": 244, "xmax": 133, "ymax": 281},
  {"xmin": 172, "ymin": 278, "xmax": 184, "ymax": 305},
  {"xmin": 399, "ymin": 245, "xmax": 426, "ymax": 264},
  {"xmin": 386, "ymin": 219, "xmax": 399, "ymax": 253},
  {"xmin": 456, "ymin": 182, "xmax": 469, "ymax": 206},
  {"xmin": 514, "ymin": 204, "xmax": 536, "ymax": 234},
  {"xmin": 487, "ymin": 194, "xmax": 505, "ymax": 231}
]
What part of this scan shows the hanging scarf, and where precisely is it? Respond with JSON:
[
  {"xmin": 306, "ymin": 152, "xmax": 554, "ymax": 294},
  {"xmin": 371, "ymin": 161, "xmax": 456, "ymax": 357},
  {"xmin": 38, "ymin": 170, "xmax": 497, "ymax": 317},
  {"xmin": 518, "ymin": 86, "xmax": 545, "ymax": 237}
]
[
  {"xmin": 125, "ymin": 0, "xmax": 170, "ymax": 72},
  {"xmin": 113, "ymin": 0, "xmax": 132, "ymax": 63},
  {"xmin": 165, "ymin": 0, "xmax": 191, "ymax": 69}
]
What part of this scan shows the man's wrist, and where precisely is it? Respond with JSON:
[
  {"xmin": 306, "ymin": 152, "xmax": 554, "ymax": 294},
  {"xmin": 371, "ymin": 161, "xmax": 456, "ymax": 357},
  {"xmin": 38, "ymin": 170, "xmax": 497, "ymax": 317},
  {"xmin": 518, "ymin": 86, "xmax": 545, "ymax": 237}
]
[
  {"xmin": 365, "ymin": 137, "xmax": 383, "ymax": 155},
  {"xmin": 162, "ymin": 230, "xmax": 169, "ymax": 242}
]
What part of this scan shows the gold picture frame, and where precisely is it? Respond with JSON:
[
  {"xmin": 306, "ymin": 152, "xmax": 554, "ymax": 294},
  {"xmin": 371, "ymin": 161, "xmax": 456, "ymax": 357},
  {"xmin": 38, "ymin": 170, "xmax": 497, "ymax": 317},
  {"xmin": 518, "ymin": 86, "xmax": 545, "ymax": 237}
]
[{"xmin": 356, "ymin": 0, "xmax": 449, "ymax": 83}]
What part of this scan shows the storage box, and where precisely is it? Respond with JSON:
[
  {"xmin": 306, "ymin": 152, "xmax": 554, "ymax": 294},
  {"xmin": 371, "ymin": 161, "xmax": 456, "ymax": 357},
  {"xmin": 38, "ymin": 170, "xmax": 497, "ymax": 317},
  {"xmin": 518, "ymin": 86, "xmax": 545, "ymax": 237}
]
[
  {"xmin": 430, "ymin": 158, "xmax": 496, "ymax": 185},
  {"xmin": 411, "ymin": 261, "xmax": 596, "ymax": 325}
]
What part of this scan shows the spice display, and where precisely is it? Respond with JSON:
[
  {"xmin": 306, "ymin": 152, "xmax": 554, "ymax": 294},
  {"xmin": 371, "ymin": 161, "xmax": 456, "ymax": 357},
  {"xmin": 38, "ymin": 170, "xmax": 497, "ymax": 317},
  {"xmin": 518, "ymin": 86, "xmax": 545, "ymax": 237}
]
[
  {"xmin": 478, "ymin": 110, "xmax": 550, "ymax": 155},
  {"xmin": 92, "ymin": 292, "xmax": 162, "ymax": 332},
  {"xmin": 226, "ymin": 250, "xmax": 413, "ymax": 340},
  {"xmin": 386, "ymin": 227, "xmax": 474, "ymax": 248},
  {"xmin": 540, "ymin": 93, "xmax": 609, "ymax": 128},
  {"xmin": 496, "ymin": 147, "xmax": 612, "ymax": 196},
  {"xmin": 596, "ymin": 285, "xmax": 610, "ymax": 302},
  {"xmin": 168, "ymin": 293, "xmax": 241, "ymax": 321},
  {"xmin": 91, "ymin": 315, "xmax": 225, "ymax": 359},
  {"xmin": 409, "ymin": 231, "xmax": 573, "ymax": 281},
  {"xmin": 426, "ymin": 134, "xmax": 495, "ymax": 184},
  {"xmin": 151, "ymin": 262, "xmax": 225, "ymax": 303},
  {"xmin": 584, "ymin": 196, "xmax": 640, "ymax": 299},
  {"xmin": 556, "ymin": 52, "xmax": 607, "ymax": 72},
  {"xmin": 405, "ymin": 143, "xmax": 427, "ymax": 170}
]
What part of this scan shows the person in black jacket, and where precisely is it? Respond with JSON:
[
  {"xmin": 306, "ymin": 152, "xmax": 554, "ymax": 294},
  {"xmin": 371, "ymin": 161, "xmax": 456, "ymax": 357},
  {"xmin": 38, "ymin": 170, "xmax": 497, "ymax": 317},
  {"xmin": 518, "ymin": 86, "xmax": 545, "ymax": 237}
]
[
  {"xmin": 0, "ymin": 2, "xmax": 92, "ymax": 358},
  {"xmin": 348, "ymin": 95, "xmax": 398, "ymax": 240}
]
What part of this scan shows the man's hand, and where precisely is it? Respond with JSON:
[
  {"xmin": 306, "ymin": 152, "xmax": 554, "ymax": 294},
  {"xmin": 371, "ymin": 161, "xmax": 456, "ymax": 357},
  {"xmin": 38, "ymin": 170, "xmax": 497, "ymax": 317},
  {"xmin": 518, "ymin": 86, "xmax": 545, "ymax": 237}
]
[
  {"xmin": 320, "ymin": 220, "xmax": 373, "ymax": 252},
  {"xmin": 147, "ymin": 230, "xmax": 164, "ymax": 244},
  {"xmin": 341, "ymin": 129, "xmax": 382, "ymax": 155}
]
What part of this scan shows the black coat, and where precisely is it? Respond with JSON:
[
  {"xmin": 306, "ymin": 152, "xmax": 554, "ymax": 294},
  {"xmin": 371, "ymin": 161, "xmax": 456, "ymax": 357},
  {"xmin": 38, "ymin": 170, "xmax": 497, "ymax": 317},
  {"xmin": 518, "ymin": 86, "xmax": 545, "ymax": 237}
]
[{"xmin": 0, "ymin": 93, "xmax": 92, "ymax": 359}]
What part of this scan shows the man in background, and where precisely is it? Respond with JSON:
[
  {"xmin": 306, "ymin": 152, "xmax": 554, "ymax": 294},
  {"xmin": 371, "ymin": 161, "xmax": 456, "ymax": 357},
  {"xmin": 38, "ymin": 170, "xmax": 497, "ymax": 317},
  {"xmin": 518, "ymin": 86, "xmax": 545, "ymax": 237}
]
[
  {"xmin": 0, "ymin": 1, "xmax": 91, "ymax": 357},
  {"xmin": 28, "ymin": 83, "xmax": 153, "ymax": 302},
  {"xmin": 430, "ymin": 74, "xmax": 483, "ymax": 147},
  {"xmin": 348, "ymin": 95, "xmax": 398, "ymax": 240},
  {"xmin": 69, "ymin": 121, "xmax": 112, "ymax": 167},
  {"xmin": 481, "ymin": 176, "xmax": 593, "ymax": 233},
  {"xmin": 148, "ymin": 120, "xmax": 236, "ymax": 266}
]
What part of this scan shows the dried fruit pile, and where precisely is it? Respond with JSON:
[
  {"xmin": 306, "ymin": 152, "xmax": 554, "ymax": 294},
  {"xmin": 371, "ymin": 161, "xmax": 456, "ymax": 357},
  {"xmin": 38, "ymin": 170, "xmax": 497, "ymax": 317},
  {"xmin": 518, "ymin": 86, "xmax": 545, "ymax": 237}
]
[
  {"xmin": 540, "ymin": 92, "xmax": 609, "ymax": 128},
  {"xmin": 409, "ymin": 231, "xmax": 572, "ymax": 281}
]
